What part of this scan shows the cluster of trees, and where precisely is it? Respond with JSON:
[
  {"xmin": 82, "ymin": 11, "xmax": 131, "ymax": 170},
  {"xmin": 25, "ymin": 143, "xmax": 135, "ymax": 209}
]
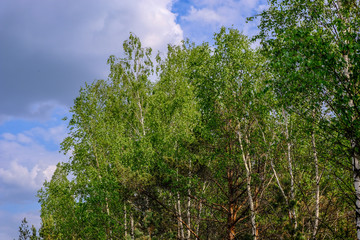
[{"xmin": 18, "ymin": 0, "xmax": 360, "ymax": 239}]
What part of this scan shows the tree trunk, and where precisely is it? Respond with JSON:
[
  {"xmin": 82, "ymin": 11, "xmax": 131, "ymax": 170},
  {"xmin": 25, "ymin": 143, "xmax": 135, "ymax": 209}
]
[
  {"xmin": 177, "ymin": 191, "xmax": 185, "ymax": 240},
  {"xmin": 186, "ymin": 191, "xmax": 191, "ymax": 240},
  {"xmin": 352, "ymin": 139, "xmax": 360, "ymax": 240},
  {"xmin": 196, "ymin": 182, "xmax": 207, "ymax": 237},
  {"xmin": 283, "ymin": 109, "xmax": 297, "ymax": 230},
  {"xmin": 124, "ymin": 205, "xmax": 127, "ymax": 238},
  {"xmin": 175, "ymin": 165, "xmax": 185, "ymax": 240},
  {"xmin": 335, "ymin": 1, "xmax": 360, "ymax": 238},
  {"xmin": 238, "ymin": 130, "xmax": 257, "ymax": 240},
  {"xmin": 175, "ymin": 200, "xmax": 181, "ymax": 239},
  {"xmin": 137, "ymin": 91, "xmax": 146, "ymax": 136},
  {"xmin": 247, "ymin": 176, "xmax": 257, "ymax": 240},
  {"xmin": 311, "ymin": 127, "xmax": 320, "ymax": 239},
  {"xmin": 270, "ymin": 160, "xmax": 288, "ymax": 204},
  {"xmin": 131, "ymin": 213, "xmax": 134, "ymax": 240},
  {"xmin": 227, "ymin": 169, "xmax": 236, "ymax": 240},
  {"xmin": 335, "ymin": 1, "xmax": 360, "ymax": 237},
  {"xmin": 186, "ymin": 159, "xmax": 192, "ymax": 240}
]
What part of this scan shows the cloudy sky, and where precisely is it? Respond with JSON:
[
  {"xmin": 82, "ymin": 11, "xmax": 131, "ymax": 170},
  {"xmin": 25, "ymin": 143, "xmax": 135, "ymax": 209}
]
[{"xmin": 0, "ymin": 0, "xmax": 266, "ymax": 238}]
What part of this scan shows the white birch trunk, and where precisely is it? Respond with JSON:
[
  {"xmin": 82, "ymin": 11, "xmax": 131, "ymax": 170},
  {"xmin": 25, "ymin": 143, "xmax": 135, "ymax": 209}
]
[
  {"xmin": 237, "ymin": 130, "xmax": 257, "ymax": 240},
  {"xmin": 186, "ymin": 159, "xmax": 192, "ymax": 240},
  {"xmin": 311, "ymin": 128, "xmax": 320, "ymax": 239},
  {"xmin": 177, "ymin": 191, "xmax": 185, "ymax": 240},
  {"xmin": 137, "ymin": 92, "xmax": 146, "ymax": 136},
  {"xmin": 282, "ymin": 109, "xmax": 297, "ymax": 229},
  {"xmin": 124, "ymin": 205, "xmax": 127, "ymax": 238},
  {"xmin": 352, "ymin": 140, "xmax": 360, "ymax": 240},
  {"xmin": 335, "ymin": 1, "xmax": 360, "ymax": 238},
  {"xmin": 195, "ymin": 182, "xmax": 207, "ymax": 236},
  {"xmin": 270, "ymin": 160, "xmax": 288, "ymax": 204},
  {"xmin": 131, "ymin": 213, "xmax": 134, "ymax": 240}
]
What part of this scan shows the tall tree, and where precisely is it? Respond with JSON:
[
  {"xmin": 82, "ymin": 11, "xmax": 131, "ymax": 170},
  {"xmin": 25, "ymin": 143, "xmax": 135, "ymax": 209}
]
[
  {"xmin": 149, "ymin": 42, "xmax": 201, "ymax": 239},
  {"xmin": 53, "ymin": 33, "xmax": 155, "ymax": 239},
  {"xmin": 191, "ymin": 27, "xmax": 272, "ymax": 240},
  {"xmin": 255, "ymin": 0, "xmax": 360, "ymax": 238},
  {"xmin": 18, "ymin": 218, "xmax": 30, "ymax": 240}
]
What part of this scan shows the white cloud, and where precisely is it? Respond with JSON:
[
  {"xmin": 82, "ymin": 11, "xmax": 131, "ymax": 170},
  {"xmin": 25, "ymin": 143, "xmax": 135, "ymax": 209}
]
[
  {"xmin": 0, "ymin": 0, "xmax": 183, "ymax": 120},
  {"xmin": 0, "ymin": 162, "xmax": 40, "ymax": 189},
  {"xmin": 178, "ymin": 0, "xmax": 267, "ymax": 44},
  {"xmin": 0, "ymin": 125, "xmax": 68, "ymax": 198},
  {"xmin": 26, "ymin": 125, "xmax": 68, "ymax": 146},
  {"xmin": 43, "ymin": 165, "xmax": 57, "ymax": 181},
  {"xmin": 0, "ymin": 120, "xmax": 69, "ymax": 238},
  {"xmin": 182, "ymin": 6, "xmax": 223, "ymax": 23},
  {"xmin": 21, "ymin": 0, "xmax": 183, "ymax": 57},
  {"xmin": 2, "ymin": 133, "xmax": 16, "ymax": 142},
  {"xmin": 86, "ymin": 0, "xmax": 183, "ymax": 54},
  {"xmin": 2, "ymin": 133, "xmax": 33, "ymax": 144}
]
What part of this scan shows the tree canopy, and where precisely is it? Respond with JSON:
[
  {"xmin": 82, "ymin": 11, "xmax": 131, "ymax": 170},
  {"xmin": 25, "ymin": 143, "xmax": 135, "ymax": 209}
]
[{"xmin": 17, "ymin": 2, "xmax": 360, "ymax": 238}]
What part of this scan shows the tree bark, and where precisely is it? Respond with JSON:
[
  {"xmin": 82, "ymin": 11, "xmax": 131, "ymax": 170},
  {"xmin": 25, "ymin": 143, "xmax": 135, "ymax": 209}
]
[
  {"xmin": 131, "ymin": 213, "xmax": 134, "ymax": 240},
  {"xmin": 238, "ymin": 130, "xmax": 257, "ymax": 240},
  {"xmin": 177, "ymin": 191, "xmax": 185, "ymax": 240},
  {"xmin": 186, "ymin": 159, "xmax": 192, "ymax": 240},
  {"xmin": 352, "ymin": 139, "xmax": 360, "ymax": 240},
  {"xmin": 137, "ymin": 91, "xmax": 146, "ymax": 136},
  {"xmin": 282, "ymin": 109, "xmax": 297, "ymax": 230},
  {"xmin": 227, "ymin": 169, "xmax": 236, "ymax": 240},
  {"xmin": 124, "ymin": 205, "xmax": 127, "ymax": 238},
  {"xmin": 335, "ymin": 1, "xmax": 360, "ymax": 238},
  {"xmin": 311, "ymin": 124, "xmax": 320, "ymax": 239},
  {"xmin": 195, "ymin": 182, "xmax": 207, "ymax": 237}
]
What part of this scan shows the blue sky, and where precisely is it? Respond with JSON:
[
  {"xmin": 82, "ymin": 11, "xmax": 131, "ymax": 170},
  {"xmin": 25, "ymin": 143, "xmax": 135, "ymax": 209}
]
[{"xmin": 0, "ymin": 0, "xmax": 267, "ymax": 238}]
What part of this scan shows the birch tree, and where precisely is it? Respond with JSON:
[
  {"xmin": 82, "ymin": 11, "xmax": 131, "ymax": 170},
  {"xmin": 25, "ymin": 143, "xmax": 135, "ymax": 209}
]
[{"xmin": 255, "ymin": 0, "xmax": 360, "ymax": 238}]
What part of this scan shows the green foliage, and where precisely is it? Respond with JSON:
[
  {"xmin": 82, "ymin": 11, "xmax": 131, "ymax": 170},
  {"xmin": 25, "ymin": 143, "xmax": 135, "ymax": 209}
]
[
  {"xmin": 18, "ymin": 218, "xmax": 30, "ymax": 240},
  {"xmin": 17, "ymin": 218, "xmax": 39, "ymax": 240},
  {"xmin": 30, "ymin": 22, "xmax": 359, "ymax": 239}
]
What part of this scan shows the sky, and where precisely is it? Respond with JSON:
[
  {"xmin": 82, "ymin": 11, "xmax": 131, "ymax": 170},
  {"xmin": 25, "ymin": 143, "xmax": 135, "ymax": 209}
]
[{"xmin": 0, "ymin": 0, "xmax": 267, "ymax": 238}]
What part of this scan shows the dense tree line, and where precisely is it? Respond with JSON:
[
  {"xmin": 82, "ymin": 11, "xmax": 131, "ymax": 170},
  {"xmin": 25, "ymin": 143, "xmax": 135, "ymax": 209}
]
[{"xmin": 18, "ymin": 0, "xmax": 360, "ymax": 239}]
